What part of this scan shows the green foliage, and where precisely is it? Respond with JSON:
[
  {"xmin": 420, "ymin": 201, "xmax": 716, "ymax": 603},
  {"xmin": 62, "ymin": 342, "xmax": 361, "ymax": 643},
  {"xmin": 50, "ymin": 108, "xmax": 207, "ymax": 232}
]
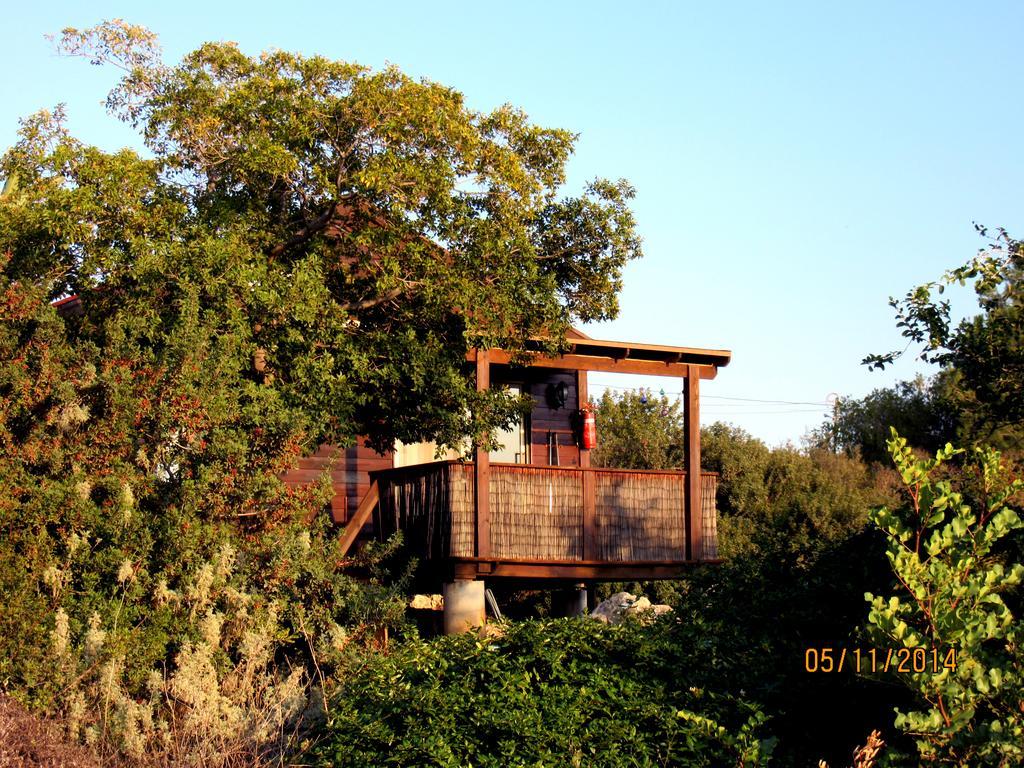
[
  {"xmin": 701, "ymin": 423, "xmax": 896, "ymax": 559},
  {"xmin": 0, "ymin": 254, "xmax": 409, "ymax": 697},
  {"xmin": 591, "ymin": 389, "xmax": 685, "ymax": 470},
  {"xmin": 866, "ymin": 431, "xmax": 1024, "ymax": 765},
  {"xmin": 864, "ymin": 227, "xmax": 1024, "ymax": 451},
  {"xmin": 666, "ymin": 528, "xmax": 906, "ymax": 768},
  {"xmin": 811, "ymin": 375, "xmax": 959, "ymax": 465},
  {"xmin": 588, "ymin": 409, "xmax": 906, "ymax": 764},
  {"xmin": 312, "ymin": 619, "xmax": 774, "ymax": 767},
  {"xmin": 0, "ymin": 16, "xmax": 640, "ymax": 731},
  {"xmin": 3, "ymin": 19, "xmax": 641, "ymax": 467},
  {"xmin": 538, "ymin": 526, "xmax": 902, "ymax": 768}
]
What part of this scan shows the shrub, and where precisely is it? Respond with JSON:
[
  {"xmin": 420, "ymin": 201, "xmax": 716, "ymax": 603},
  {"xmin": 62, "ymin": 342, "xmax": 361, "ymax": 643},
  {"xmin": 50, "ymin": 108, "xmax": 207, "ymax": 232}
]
[
  {"xmin": 701, "ymin": 424, "xmax": 898, "ymax": 560},
  {"xmin": 865, "ymin": 433, "xmax": 1024, "ymax": 766},
  {"xmin": 312, "ymin": 618, "xmax": 774, "ymax": 767},
  {"xmin": 27, "ymin": 519, "xmax": 409, "ymax": 767},
  {"xmin": 662, "ymin": 529, "xmax": 907, "ymax": 768},
  {"xmin": 47, "ymin": 541, "xmax": 312, "ymax": 766}
]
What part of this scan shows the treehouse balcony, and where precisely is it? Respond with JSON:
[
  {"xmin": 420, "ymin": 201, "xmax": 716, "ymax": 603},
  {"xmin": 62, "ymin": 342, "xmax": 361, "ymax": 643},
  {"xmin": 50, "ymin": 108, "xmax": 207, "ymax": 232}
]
[
  {"xmin": 330, "ymin": 333, "xmax": 731, "ymax": 595},
  {"xmin": 366, "ymin": 461, "xmax": 719, "ymax": 581}
]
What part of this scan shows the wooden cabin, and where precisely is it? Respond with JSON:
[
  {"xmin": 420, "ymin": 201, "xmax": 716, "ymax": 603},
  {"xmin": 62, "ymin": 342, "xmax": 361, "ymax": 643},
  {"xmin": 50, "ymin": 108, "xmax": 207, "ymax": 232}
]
[
  {"xmin": 55, "ymin": 294, "xmax": 729, "ymax": 594},
  {"xmin": 284, "ymin": 330, "xmax": 731, "ymax": 598},
  {"xmin": 55, "ymin": 291, "xmax": 729, "ymax": 629}
]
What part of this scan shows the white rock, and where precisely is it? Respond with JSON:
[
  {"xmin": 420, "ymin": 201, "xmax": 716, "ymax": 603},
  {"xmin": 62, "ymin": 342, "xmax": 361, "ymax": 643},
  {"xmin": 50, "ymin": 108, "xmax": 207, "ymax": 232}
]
[
  {"xmin": 626, "ymin": 596, "xmax": 652, "ymax": 614},
  {"xmin": 409, "ymin": 594, "xmax": 444, "ymax": 610},
  {"xmin": 589, "ymin": 592, "xmax": 672, "ymax": 624},
  {"xmin": 590, "ymin": 592, "xmax": 635, "ymax": 623}
]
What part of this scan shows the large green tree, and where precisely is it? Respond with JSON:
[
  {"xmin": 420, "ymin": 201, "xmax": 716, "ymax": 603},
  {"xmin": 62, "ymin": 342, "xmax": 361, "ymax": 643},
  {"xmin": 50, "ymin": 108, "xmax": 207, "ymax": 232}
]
[
  {"xmin": 864, "ymin": 226, "xmax": 1024, "ymax": 451},
  {"xmin": 590, "ymin": 389, "xmax": 685, "ymax": 470},
  {"xmin": 0, "ymin": 20, "xmax": 641, "ymax": 725},
  {"xmin": 1, "ymin": 20, "xmax": 641, "ymax": 517}
]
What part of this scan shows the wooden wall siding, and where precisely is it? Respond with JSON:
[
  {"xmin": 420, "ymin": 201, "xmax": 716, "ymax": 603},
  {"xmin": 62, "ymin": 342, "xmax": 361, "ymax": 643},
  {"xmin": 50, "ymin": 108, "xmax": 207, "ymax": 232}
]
[
  {"xmin": 369, "ymin": 461, "xmax": 719, "ymax": 566},
  {"xmin": 281, "ymin": 441, "xmax": 393, "ymax": 524},
  {"xmin": 341, "ymin": 444, "xmax": 393, "ymax": 524},
  {"xmin": 492, "ymin": 368, "xmax": 580, "ymax": 468},
  {"xmin": 490, "ymin": 466, "xmax": 583, "ymax": 560}
]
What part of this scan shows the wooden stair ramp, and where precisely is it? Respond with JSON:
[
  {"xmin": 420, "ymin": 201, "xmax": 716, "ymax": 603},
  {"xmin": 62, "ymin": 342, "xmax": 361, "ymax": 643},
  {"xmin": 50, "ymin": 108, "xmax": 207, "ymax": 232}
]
[{"xmin": 338, "ymin": 479, "xmax": 380, "ymax": 558}]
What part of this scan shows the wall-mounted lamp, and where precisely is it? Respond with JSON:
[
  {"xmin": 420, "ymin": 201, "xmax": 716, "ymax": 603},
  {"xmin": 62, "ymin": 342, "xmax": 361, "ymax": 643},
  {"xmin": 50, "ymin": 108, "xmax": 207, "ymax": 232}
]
[{"xmin": 545, "ymin": 381, "xmax": 569, "ymax": 410}]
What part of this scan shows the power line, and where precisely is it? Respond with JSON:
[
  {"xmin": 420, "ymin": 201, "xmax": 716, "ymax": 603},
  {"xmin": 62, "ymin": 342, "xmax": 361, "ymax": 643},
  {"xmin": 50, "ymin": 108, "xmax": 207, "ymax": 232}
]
[
  {"xmin": 700, "ymin": 409, "xmax": 828, "ymax": 416},
  {"xmin": 586, "ymin": 382, "xmax": 829, "ymax": 407},
  {"xmin": 704, "ymin": 395, "xmax": 829, "ymax": 406},
  {"xmin": 700, "ymin": 406, "xmax": 827, "ymax": 412},
  {"xmin": 701, "ymin": 402, "xmax": 827, "ymax": 408}
]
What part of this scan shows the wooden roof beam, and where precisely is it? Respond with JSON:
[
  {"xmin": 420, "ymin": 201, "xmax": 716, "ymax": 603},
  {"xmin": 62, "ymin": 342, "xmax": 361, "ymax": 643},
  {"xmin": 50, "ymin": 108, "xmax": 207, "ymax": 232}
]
[
  {"xmin": 560, "ymin": 338, "xmax": 731, "ymax": 367},
  {"xmin": 479, "ymin": 349, "xmax": 717, "ymax": 379}
]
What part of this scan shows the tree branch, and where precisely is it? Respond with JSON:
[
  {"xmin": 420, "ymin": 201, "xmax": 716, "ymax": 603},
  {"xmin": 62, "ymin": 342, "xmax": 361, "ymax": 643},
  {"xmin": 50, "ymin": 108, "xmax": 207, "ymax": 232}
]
[
  {"xmin": 267, "ymin": 203, "xmax": 340, "ymax": 259},
  {"xmin": 338, "ymin": 286, "xmax": 406, "ymax": 312}
]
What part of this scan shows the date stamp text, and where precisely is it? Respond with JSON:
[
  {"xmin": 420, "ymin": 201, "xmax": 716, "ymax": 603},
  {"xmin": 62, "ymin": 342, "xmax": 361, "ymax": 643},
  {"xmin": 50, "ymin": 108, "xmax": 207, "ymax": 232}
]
[{"xmin": 804, "ymin": 647, "xmax": 957, "ymax": 674}]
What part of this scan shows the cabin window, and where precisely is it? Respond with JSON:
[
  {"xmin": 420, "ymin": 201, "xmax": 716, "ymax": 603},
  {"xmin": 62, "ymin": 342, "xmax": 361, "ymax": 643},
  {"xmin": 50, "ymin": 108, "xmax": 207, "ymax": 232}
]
[{"xmin": 489, "ymin": 384, "xmax": 528, "ymax": 464}]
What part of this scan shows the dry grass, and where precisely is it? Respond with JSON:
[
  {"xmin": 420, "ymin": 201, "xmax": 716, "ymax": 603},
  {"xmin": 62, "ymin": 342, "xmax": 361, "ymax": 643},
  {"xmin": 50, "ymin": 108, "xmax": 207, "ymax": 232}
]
[
  {"xmin": 819, "ymin": 730, "xmax": 886, "ymax": 768},
  {"xmin": 45, "ymin": 545, "xmax": 323, "ymax": 768},
  {"xmin": 0, "ymin": 693, "xmax": 102, "ymax": 768}
]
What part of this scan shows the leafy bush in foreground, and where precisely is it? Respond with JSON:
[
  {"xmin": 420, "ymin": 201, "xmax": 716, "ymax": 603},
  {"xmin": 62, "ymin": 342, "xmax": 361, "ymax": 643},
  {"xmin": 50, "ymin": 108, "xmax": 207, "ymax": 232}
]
[
  {"xmin": 312, "ymin": 619, "xmax": 773, "ymax": 767},
  {"xmin": 866, "ymin": 434, "xmax": 1024, "ymax": 766}
]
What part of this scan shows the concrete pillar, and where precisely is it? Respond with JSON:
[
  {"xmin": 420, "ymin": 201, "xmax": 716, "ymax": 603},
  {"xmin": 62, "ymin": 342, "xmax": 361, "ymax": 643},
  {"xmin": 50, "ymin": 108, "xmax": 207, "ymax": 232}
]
[
  {"xmin": 443, "ymin": 580, "xmax": 486, "ymax": 634},
  {"xmin": 554, "ymin": 583, "xmax": 589, "ymax": 617},
  {"xmin": 569, "ymin": 583, "xmax": 588, "ymax": 616}
]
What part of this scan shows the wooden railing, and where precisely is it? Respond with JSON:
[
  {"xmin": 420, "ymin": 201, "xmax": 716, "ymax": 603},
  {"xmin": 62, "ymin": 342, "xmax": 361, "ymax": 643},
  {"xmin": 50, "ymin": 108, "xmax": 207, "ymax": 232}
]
[{"xmin": 371, "ymin": 461, "xmax": 718, "ymax": 564}]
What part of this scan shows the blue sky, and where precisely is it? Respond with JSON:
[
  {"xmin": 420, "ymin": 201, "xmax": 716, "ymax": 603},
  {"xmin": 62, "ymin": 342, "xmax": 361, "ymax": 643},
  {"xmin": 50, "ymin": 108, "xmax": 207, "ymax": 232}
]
[{"xmin": 5, "ymin": 1, "xmax": 1022, "ymax": 444}]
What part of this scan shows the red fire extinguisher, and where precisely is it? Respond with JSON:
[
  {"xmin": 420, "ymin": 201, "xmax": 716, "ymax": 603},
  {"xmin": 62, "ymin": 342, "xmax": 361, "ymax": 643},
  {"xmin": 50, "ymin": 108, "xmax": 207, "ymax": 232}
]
[{"xmin": 580, "ymin": 404, "xmax": 597, "ymax": 450}]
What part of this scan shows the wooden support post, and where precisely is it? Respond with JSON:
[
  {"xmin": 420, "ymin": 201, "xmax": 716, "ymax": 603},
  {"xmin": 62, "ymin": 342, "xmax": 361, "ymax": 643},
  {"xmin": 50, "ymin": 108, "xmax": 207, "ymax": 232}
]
[
  {"xmin": 684, "ymin": 365, "xmax": 702, "ymax": 561},
  {"xmin": 577, "ymin": 370, "xmax": 597, "ymax": 561},
  {"xmin": 475, "ymin": 349, "xmax": 491, "ymax": 559}
]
